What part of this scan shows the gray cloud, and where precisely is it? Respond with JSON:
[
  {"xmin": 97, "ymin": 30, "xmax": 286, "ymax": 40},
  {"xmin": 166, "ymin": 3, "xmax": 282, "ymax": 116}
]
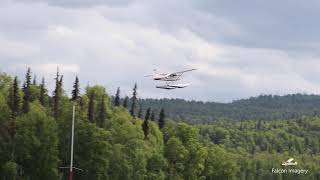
[
  {"xmin": 194, "ymin": 0, "xmax": 320, "ymax": 51},
  {"xmin": 13, "ymin": 0, "xmax": 135, "ymax": 8},
  {"xmin": 1, "ymin": 0, "xmax": 320, "ymax": 102}
]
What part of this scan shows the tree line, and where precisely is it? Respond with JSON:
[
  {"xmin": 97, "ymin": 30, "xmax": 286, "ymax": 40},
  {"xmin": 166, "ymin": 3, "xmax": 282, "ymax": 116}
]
[
  {"xmin": 0, "ymin": 68, "xmax": 242, "ymax": 180},
  {"xmin": 1, "ymin": 68, "xmax": 320, "ymax": 179},
  {"xmin": 137, "ymin": 94, "xmax": 320, "ymax": 124}
]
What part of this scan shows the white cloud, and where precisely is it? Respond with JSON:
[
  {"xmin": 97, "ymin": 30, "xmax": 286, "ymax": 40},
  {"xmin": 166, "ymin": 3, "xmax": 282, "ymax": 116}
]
[{"xmin": 1, "ymin": 1, "xmax": 320, "ymax": 102}]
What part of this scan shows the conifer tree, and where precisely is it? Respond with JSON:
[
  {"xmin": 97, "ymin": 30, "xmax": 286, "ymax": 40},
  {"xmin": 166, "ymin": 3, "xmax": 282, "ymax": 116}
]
[
  {"xmin": 71, "ymin": 76, "xmax": 80, "ymax": 101},
  {"xmin": 39, "ymin": 77, "xmax": 47, "ymax": 106},
  {"xmin": 97, "ymin": 96, "xmax": 106, "ymax": 127},
  {"xmin": 114, "ymin": 87, "xmax": 121, "ymax": 107},
  {"xmin": 158, "ymin": 108, "xmax": 165, "ymax": 129},
  {"xmin": 10, "ymin": 76, "xmax": 20, "ymax": 117},
  {"xmin": 59, "ymin": 75, "xmax": 63, "ymax": 86},
  {"xmin": 32, "ymin": 75, "xmax": 37, "ymax": 85},
  {"xmin": 151, "ymin": 110, "xmax": 155, "ymax": 121},
  {"xmin": 130, "ymin": 83, "xmax": 137, "ymax": 117},
  {"xmin": 123, "ymin": 96, "xmax": 129, "ymax": 108},
  {"xmin": 22, "ymin": 68, "xmax": 31, "ymax": 113},
  {"xmin": 145, "ymin": 107, "xmax": 151, "ymax": 121},
  {"xmin": 52, "ymin": 69, "xmax": 62, "ymax": 119},
  {"xmin": 138, "ymin": 104, "xmax": 143, "ymax": 119},
  {"xmin": 142, "ymin": 107, "xmax": 151, "ymax": 139},
  {"xmin": 88, "ymin": 91, "xmax": 96, "ymax": 123}
]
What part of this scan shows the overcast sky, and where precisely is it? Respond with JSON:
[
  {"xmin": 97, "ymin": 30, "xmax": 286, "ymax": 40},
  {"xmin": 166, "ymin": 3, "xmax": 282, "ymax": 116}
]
[{"xmin": 1, "ymin": 0, "xmax": 320, "ymax": 102}]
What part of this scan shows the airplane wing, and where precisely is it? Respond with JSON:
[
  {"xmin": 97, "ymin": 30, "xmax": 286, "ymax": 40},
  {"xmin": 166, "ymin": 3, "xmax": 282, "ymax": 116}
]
[{"xmin": 168, "ymin": 68, "xmax": 197, "ymax": 77}]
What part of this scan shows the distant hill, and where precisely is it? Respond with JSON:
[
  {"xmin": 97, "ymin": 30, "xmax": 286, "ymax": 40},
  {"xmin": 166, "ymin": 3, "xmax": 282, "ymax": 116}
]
[{"xmin": 134, "ymin": 94, "xmax": 320, "ymax": 124}]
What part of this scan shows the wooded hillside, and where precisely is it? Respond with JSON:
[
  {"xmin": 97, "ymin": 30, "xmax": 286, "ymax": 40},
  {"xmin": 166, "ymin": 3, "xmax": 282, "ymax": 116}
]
[
  {"xmin": 136, "ymin": 94, "xmax": 320, "ymax": 124},
  {"xmin": 1, "ymin": 69, "xmax": 320, "ymax": 180}
]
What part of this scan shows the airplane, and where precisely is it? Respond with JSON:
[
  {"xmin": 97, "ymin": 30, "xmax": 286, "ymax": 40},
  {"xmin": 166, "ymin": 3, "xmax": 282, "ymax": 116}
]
[{"xmin": 145, "ymin": 68, "xmax": 197, "ymax": 90}]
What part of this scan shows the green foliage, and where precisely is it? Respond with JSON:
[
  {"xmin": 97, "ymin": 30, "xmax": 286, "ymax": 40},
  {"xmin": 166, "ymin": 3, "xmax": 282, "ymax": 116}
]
[
  {"xmin": 151, "ymin": 110, "xmax": 155, "ymax": 121},
  {"xmin": 39, "ymin": 77, "xmax": 48, "ymax": 107},
  {"xmin": 85, "ymin": 85, "xmax": 111, "ymax": 124},
  {"xmin": 114, "ymin": 87, "xmax": 121, "ymax": 107},
  {"xmin": 97, "ymin": 95, "xmax": 107, "ymax": 127},
  {"xmin": 142, "ymin": 115, "xmax": 149, "ymax": 139},
  {"xmin": 2, "ymin": 161, "xmax": 17, "ymax": 179},
  {"xmin": 0, "ymin": 92, "xmax": 12, "ymax": 176},
  {"xmin": 158, "ymin": 108, "xmax": 165, "ymax": 129},
  {"xmin": 15, "ymin": 102, "xmax": 59, "ymax": 179},
  {"xmin": 22, "ymin": 68, "xmax": 32, "ymax": 113},
  {"xmin": 9, "ymin": 76, "xmax": 20, "ymax": 118},
  {"xmin": 145, "ymin": 107, "xmax": 151, "ymax": 121},
  {"xmin": 138, "ymin": 104, "xmax": 143, "ymax": 119},
  {"xmin": 164, "ymin": 123, "xmax": 207, "ymax": 180},
  {"xmin": 198, "ymin": 118, "xmax": 320, "ymax": 155},
  {"xmin": 0, "ymin": 72, "xmax": 12, "ymax": 95},
  {"xmin": 71, "ymin": 76, "xmax": 80, "ymax": 101},
  {"xmin": 88, "ymin": 91, "xmax": 96, "ymax": 123},
  {"xmin": 202, "ymin": 145, "xmax": 238, "ymax": 180},
  {"xmin": 73, "ymin": 121, "xmax": 111, "ymax": 180},
  {"xmin": 130, "ymin": 83, "xmax": 138, "ymax": 117},
  {"xmin": 2, "ymin": 70, "xmax": 320, "ymax": 180},
  {"xmin": 52, "ymin": 70, "xmax": 64, "ymax": 119},
  {"xmin": 138, "ymin": 94, "xmax": 320, "ymax": 123},
  {"xmin": 123, "ymin": 96, "xmax": 129, "ymax": 108}
]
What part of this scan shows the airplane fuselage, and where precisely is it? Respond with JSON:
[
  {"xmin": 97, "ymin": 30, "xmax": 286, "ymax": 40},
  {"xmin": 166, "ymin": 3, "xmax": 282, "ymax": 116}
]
[
  {"xmin": 153, "ymin": 74, "xmax": 180, "ymax": 81},
  {"xmin": 147, "ymin": 68, "xmax": 197, "ymax": 89}
]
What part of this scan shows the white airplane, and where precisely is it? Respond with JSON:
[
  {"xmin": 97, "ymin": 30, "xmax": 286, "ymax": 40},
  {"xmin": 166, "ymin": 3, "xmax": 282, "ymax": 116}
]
[{"xmin": 145, "ymin": 68, "xmax": 197, "ymax": 90}]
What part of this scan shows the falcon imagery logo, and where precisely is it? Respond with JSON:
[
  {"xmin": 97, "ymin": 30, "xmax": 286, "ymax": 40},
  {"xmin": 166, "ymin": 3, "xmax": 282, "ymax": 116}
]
[
  {"xmin": 281, "ymin": 158, "xmax": 297, "ymax": 166},
  {"xmin": 271, "ymin": 158, "xmax": 309, "ymax": 175}
]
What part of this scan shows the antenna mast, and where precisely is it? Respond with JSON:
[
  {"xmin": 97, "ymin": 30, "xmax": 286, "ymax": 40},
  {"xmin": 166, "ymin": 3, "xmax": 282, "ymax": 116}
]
[{"xmin": 69, "ymin": 105, "xmax": 75, "ymax": 180}]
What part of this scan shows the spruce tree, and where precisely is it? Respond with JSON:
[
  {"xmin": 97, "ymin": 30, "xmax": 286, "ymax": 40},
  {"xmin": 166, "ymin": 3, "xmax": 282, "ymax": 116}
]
[
  {"xmin": 97, "ymin": 96, "xmax": 106, "ymax": 127},
  {"xmin": 123, "ymin": 96, "xmax": 129, "ymax": 108},
  {"xmin": 145, "ymin": 107, "xmax": 151, "ymax": 121},
  {"xmin": 32, "ymin": 75, "xmax": 37, "ymax": 85},
  {"xmin": 59, "ymin": 75, "xmax": 63, "ymax": 86},
  {"xmin": 71, "ymin": 76, "xmax": 80, "ymax": 101},
  {"xmin": 137, "ymin": 104, "xmax": 143, "ymax": 119},
  {"xmin": 39, "ymin": 77, "xmax": 47, "ymax": 106},
  {"xmin": 142, "ymin": 107, "xmax": 151, "ymax": 139},
  {"xmin": 22, "ymin": 68, "xmax": 31, "ymax": 113},
  {"xmin": 158, "ymin": 108, "xmax": 165, "ymax": 129},
  {"xmin": 88, "ymin": 91, "xmax": 96, "ymax": 123},
  {"xmin": 114, "ymin": 87, "xmax": 121, "ymax": 107},
  {"xmin": 130, "ymin": 83, "xmax": 137, "ymax": 117},
  {"xmin": 151, "ymin": 110, "xmax": 155, "ymax": 121},
  {"xmin": 52, "ymin": 69, "xmax": 62, "ymax": 119},
  {"xmin": 10, "ymin": 76, "xmax": 20, "ymax": 117}
]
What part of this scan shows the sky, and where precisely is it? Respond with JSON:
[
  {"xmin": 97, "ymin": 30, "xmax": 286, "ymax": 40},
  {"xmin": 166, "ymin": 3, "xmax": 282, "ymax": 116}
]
[{"xmin": 1, "ymin": 0, "xmax": 320, "ymax": 102}]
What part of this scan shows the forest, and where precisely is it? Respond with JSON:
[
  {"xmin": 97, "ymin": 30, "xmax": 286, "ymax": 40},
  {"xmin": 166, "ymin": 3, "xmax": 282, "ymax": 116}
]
[
  {"xmin": 0, "ymin": 68, "xmax": 320, "ymax": 180},
  {"xmin": 137, "ymin": 94, "xmax": 320, "ymax": 124}
]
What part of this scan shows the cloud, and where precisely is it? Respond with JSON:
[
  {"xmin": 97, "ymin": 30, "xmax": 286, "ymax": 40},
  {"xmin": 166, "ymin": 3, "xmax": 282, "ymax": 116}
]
[
  {"xmin": 1, "ymin": 0, "xmax": 320, "ymax": 102},
  {"xmin": 13, "ymin": 0, "xmax": 135, "ymax": 8}
]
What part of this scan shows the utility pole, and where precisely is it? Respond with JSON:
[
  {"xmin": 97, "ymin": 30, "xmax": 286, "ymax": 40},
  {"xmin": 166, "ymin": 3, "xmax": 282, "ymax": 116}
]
[
  {"xmin": 59, "ymin": 105, "xmax": 82, "ymax": 179},
  {"xmin": 69, "ymin": 105, "xmax": 75, "ymax": 180}
]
